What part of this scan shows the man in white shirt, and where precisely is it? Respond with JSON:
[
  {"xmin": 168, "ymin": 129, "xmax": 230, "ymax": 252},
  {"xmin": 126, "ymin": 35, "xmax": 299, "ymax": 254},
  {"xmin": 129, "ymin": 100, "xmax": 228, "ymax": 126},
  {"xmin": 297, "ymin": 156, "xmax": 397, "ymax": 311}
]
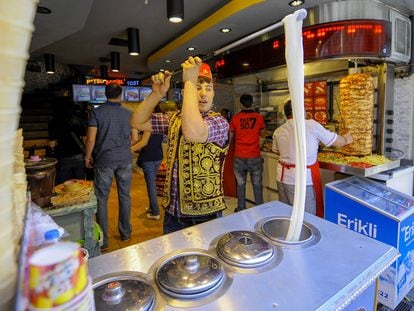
[{"xmin": 272, "ymin": 100, "xmax": 353, "ymax": 216}]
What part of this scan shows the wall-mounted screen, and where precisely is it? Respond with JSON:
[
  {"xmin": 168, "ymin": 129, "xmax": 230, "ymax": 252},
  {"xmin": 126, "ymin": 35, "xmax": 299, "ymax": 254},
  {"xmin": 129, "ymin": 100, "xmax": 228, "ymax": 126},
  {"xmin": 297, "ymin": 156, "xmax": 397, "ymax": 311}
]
[
  {"xmin": 72, "ymin": 84, "xmax": 91, "ymax": 101},
  {"xmin": 139, "ymin": 87, "xmax": 152, "ymax": 101},
  {"xmin": 91, "ymin": 85, "xmax": 107, "ymax": 103},
  {"xmin": 171, "ymin": 88, "xmax": 182, "ymax": 103},
  {"xmin": 124, "ymin": 86, "xmax": 140, "ymax": 101}
]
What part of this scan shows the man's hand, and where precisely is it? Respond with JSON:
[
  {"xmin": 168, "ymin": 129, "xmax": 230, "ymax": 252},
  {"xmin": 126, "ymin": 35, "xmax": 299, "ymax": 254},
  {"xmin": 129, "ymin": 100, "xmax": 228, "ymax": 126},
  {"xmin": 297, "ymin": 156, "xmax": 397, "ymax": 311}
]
[
  {"xmin": 151, "ymin": 71, "xmax": 172, "ymax": 97},
  {"xmin": 182, "ymin": 56, "xmax": 202, "ymax": 83},
  {"xmin": 84, "ymin": 156, "xmax": 94, "ymax": 169},
  {"xmin": 343, "ymin": 132, "xmax": 353, "ymax": 145}
]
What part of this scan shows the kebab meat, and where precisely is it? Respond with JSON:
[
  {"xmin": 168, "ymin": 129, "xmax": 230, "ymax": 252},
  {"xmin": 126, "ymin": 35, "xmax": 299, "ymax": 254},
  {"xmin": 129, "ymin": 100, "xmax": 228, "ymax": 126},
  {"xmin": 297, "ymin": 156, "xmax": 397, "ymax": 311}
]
[{"xmin": 339, "ymin": 73, "xmax": 374, "ymax": 155}]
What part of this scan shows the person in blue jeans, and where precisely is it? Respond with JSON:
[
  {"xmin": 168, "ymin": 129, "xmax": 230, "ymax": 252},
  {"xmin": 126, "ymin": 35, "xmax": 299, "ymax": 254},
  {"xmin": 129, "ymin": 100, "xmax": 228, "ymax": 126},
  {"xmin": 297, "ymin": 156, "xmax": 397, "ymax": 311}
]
[
  {"xmin": 84, "ymin": 83, "xmax": 133, "ymax": 251},
  {"xmin": 131, "ymin": 130, "xmax": 164, "ymax": 220}
]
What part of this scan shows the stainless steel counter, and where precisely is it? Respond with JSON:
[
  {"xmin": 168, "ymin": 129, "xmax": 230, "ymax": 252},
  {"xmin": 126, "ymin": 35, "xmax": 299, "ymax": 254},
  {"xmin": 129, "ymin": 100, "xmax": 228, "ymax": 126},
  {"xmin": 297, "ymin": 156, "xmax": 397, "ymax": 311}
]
[
  {"xmin": 89, "ymin": 201, "xmax": 398, "ymax": 310},
  {"xmin": 319, "ymin": 159, "xmax": 401, "ymax": 177}
]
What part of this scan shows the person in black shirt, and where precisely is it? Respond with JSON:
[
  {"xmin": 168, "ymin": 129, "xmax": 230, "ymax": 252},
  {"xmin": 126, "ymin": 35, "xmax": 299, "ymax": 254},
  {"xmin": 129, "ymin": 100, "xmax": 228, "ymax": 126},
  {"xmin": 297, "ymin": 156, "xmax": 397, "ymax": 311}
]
[{"xmin": 48, "ymin": 92, "xmax": 87, "ymax": 184}]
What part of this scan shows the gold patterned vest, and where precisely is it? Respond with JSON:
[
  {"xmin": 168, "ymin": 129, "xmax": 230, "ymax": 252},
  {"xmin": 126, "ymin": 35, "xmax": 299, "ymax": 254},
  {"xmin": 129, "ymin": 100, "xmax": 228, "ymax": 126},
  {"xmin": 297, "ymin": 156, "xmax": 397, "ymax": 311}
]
[{"xmin": 162, "ymin": 111, "xmax": 229, "ymax": 216}]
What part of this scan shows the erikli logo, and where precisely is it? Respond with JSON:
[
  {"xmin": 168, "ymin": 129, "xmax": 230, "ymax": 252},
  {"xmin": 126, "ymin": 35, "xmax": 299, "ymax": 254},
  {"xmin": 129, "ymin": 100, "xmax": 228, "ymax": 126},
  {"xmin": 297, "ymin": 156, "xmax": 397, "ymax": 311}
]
[
  {"xmin": 401, "ymin": 222, "xmax": 414, "ymax": 244},
  {"xmin": 337, "ymin": 213, "xmax": 378, "ymax": 238}
]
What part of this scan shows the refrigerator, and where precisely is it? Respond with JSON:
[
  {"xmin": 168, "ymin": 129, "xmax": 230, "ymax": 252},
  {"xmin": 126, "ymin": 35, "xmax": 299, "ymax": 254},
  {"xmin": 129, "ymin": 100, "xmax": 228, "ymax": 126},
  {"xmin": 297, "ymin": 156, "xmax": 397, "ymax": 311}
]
[{"xmin": 325, "ymin": 176, "xmax": 414, "ymax": 309}]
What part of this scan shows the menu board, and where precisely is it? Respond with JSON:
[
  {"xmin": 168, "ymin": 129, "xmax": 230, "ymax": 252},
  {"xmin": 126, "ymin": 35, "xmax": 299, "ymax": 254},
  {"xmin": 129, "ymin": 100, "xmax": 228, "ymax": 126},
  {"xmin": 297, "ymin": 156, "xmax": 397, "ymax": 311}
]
[
  {"xmin": 91, "ymin": 85, "xmax": 107, "ymax": 102},
  {"xmin": 72, "ymin": 84, "xmax": 91, "ymax": 102},
  {"xmin": 304, "ymin": 80, "xmax": 327, "ymax": 125},
  {"xmin": 124, "ymin": 87, "xmax": 140, "ymax": 101}
]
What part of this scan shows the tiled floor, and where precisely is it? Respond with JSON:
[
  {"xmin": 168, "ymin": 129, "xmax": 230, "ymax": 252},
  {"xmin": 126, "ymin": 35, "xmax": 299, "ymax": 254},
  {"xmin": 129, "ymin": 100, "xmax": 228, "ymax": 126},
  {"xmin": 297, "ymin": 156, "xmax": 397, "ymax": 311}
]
[{"xmin": 104, "ymin": 168, "xmax": 249, "ymax": 253}]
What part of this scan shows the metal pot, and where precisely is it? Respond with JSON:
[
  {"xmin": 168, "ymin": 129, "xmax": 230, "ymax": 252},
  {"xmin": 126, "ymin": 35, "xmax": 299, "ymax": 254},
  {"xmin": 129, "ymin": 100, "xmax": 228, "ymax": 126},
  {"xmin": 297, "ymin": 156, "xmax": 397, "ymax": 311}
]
[{"xmin": 25, "ymin": 157, "xmax": 57, "ymax": 207}]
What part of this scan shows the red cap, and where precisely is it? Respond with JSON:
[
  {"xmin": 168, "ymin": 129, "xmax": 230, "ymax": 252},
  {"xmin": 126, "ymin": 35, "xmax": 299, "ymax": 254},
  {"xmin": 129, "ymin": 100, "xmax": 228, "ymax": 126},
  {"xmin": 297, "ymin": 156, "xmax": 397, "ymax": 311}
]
[{"xmin": 198, "ymin": 63, "xmax": 213, "ymax": 80}]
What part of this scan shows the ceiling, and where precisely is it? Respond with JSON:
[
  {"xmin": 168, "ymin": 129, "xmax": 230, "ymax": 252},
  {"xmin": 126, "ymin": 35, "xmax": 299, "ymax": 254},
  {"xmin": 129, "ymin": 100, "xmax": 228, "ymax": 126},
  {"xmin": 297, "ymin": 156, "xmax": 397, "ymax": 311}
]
[{"xmin": 29, "ymin": 0, "xmax": 414, "ymax": 80}]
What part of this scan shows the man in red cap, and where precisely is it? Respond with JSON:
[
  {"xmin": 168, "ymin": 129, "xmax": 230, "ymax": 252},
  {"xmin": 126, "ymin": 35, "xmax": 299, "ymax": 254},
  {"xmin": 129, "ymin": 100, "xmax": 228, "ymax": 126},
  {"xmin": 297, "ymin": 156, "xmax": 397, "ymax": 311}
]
[{"xmin": 132, "ymin": 56, "xmax": 229, "ymax": 233}]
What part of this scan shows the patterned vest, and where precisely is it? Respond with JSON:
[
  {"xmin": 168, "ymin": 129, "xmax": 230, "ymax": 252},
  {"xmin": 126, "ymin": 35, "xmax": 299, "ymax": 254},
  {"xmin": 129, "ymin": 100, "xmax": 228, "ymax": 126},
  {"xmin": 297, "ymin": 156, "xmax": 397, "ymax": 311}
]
[{"xmin": 162, "ymin": 111, "xmax": 229, "ymax": 216}]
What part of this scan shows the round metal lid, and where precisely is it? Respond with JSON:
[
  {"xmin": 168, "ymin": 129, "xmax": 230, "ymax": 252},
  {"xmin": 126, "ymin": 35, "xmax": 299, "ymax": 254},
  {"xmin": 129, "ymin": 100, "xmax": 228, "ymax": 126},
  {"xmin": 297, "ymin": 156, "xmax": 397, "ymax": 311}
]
[
  {"xmin": 24, "ymin": 157, "xmax": 57, "ymax": 170},
  {"xmin": 93, "ymin": 273, "xmax": 155, "ymax": 310},
  {"xmin": 216, "ymin": 231, "xmax": 274, "ymax": 268},
  {"xmin": 156, "ymin": 252, "xmax": 224, "ymax": 298}
]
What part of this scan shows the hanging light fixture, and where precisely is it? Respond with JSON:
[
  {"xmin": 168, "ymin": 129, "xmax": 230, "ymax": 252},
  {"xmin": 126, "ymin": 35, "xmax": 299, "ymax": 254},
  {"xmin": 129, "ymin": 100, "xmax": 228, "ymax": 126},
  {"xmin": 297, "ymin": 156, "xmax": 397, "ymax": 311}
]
[
  {"xmin": 100, "ymin": 65, "xmax": 108, "ymax": 79},
  {"xmin": 44, "ymin": 53, "xmax": 55, "ymax": 74},
  {"xmin": 127, "ymin": 28, "xmax": 140, "ymax": 56},
  {"xmin": 110, "ymin": 52, "xmax": 120, "ymax": 72},
  {"xmin": 167, "ymin": 0, "xmax": 184, "ymax": 23}
]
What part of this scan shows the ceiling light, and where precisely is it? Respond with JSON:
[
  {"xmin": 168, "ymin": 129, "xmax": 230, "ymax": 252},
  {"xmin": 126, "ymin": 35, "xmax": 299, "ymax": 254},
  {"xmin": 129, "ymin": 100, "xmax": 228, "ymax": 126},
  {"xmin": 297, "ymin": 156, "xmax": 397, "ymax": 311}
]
[
  {"xmin": 220, "ymin": 28, "xmax": 231, "ymax": 33},
  {"xmin": 167, "ymin": 0, "xmax": 184, "ymax": 23},
  {"xmin": 127, "ymin": 28, "xmax": 140, "ymax": 56},
  {"xmin": 44, "ymin": 53, "xmax": 55, "ymax": 74},
  {"xmin": 165, "ymin": 59, "xmax": 172, "ymax": 63},
  {"xmin": 289, "ymin": 0, "xmax": 305, "ymax": 7},
  {"xmin": 187, "ymin": 47, "xmax": 196, "ymax": 51},
  {"xmin": 110, "ymin": 51, "xmax": 120, "ymax": 72}
]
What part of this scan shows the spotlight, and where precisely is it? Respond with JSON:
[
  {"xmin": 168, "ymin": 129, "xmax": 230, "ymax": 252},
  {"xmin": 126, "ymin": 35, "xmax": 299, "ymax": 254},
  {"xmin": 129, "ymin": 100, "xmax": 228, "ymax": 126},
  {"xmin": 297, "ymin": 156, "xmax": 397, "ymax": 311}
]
[
  {"xmin": 167, "ymin": 0, "xmax": 184, "ymax": 23},
  {"xmin": 110, "ymin": 52, "xmax": 120, "ymax": 72},
  {"xmin": 220, "ymin": 28, "xmax": 231, "ymax": 33},
  {"xmin": 127, "ymin": 28, "xmax": 140, "ymax": 56},
  {"xmin": 289, "ymin": 0, "xmax": 305, "ymax": 7},
  {"xmin": 44, "ymin": 53, "xmax": 55, "ymax": 74}
]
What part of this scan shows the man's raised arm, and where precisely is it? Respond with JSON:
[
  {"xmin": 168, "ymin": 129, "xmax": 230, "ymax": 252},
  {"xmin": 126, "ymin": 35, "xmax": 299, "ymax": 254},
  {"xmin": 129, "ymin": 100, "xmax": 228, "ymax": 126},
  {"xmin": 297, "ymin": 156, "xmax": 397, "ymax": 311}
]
[{"xmin": 131, "ymin": 71, "xmax": 172, "ymax": 131}]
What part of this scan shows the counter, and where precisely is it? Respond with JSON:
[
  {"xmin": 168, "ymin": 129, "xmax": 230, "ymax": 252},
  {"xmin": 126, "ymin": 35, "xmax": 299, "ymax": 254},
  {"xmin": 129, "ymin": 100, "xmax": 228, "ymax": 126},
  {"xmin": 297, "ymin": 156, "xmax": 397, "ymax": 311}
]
[
  {"xmin": 89, "ymin": 201, "xmax": 398, "ymax": 310},
  {"xmin": 44, "ymin": 195, "xmax": 100, "ymax": 257}
]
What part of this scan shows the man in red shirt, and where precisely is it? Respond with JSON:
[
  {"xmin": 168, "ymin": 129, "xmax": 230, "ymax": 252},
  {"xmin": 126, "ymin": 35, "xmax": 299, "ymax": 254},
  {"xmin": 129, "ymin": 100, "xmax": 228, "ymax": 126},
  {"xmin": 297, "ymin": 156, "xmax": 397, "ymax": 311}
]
[{"xmin": 230, "ymin": 94, "xmax": 265, "ymax": 212}]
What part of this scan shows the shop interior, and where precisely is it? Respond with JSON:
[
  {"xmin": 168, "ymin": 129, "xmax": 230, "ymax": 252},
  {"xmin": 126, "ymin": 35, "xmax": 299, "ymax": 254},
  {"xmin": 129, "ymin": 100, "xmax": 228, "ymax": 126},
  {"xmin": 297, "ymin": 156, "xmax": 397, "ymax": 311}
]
[{"xmin": 2, "ymin": 0, "xmax": 414, "ymax": 310}]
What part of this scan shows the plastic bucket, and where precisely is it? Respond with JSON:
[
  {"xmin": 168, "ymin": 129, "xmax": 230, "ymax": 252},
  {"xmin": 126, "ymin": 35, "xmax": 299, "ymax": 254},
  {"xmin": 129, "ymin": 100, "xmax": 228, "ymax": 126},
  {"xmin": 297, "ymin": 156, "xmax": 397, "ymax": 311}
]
[{"xmin": 28, "ymin": 242, "xmax": 89, "ymax": 309}]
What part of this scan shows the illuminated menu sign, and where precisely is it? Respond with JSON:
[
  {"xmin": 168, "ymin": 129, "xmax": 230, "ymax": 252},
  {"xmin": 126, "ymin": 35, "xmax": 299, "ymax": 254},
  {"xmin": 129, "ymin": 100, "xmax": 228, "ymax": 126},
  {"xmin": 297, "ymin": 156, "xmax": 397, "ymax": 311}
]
[
  {"xmin": 215, "ymin": 20, "xmax": 391, "ymax": 79},
  {"xmin": 85, "ymin": 78, "xmax": 140, "ymax": 86}
]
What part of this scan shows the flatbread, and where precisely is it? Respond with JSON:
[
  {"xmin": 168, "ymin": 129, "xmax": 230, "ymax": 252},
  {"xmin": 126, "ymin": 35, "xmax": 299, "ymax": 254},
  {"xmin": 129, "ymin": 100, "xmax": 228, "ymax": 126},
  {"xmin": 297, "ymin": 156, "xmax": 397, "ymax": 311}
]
[{"xmin": 51, "ymin": 179, "xmax": 93, "ymax": 207}]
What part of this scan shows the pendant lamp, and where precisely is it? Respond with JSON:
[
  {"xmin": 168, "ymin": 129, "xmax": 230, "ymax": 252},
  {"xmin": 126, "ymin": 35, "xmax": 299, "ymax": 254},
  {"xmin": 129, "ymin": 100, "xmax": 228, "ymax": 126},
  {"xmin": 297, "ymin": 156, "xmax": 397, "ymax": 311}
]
[
  {"xmin": 167, "ymin": 0, "xmax": 184, "ymax": 23},
  {"xmin": 110, "ymin": 52, "xmax": 120, "ymax": 72},
  {"xmin": 44, "ymin": 53, "xmax": 55, "ymax": 74},
  {"xmin": 127, "ymin": 28, "xmax": 140, "ymax": 56}
]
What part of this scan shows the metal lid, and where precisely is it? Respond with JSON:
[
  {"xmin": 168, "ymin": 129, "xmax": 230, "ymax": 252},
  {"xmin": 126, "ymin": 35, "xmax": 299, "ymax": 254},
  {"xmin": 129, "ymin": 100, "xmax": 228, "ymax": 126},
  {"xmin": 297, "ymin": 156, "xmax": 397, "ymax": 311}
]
[
  {"xmin": 156, "ymin": 252, "xmax": 224, "ymax": 298},
  {"xmin": 93, "ymin": 273, "xmax": 155, "ymax": 310},
  {"xmin": 216, "ymin": 231, "xmax": 274, "ymax": 268},
  {"xmin": 24, "ymin": 157, "xmax": 57, "ymax": 170}
]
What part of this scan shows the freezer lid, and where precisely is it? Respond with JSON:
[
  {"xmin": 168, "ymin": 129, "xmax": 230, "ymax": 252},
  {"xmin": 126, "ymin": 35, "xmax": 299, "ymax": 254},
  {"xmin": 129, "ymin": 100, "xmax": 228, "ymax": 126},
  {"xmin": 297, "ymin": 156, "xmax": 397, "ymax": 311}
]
[{"xmin": 216, "ymin": 230, "xmax": 274, "ymax": 267}]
